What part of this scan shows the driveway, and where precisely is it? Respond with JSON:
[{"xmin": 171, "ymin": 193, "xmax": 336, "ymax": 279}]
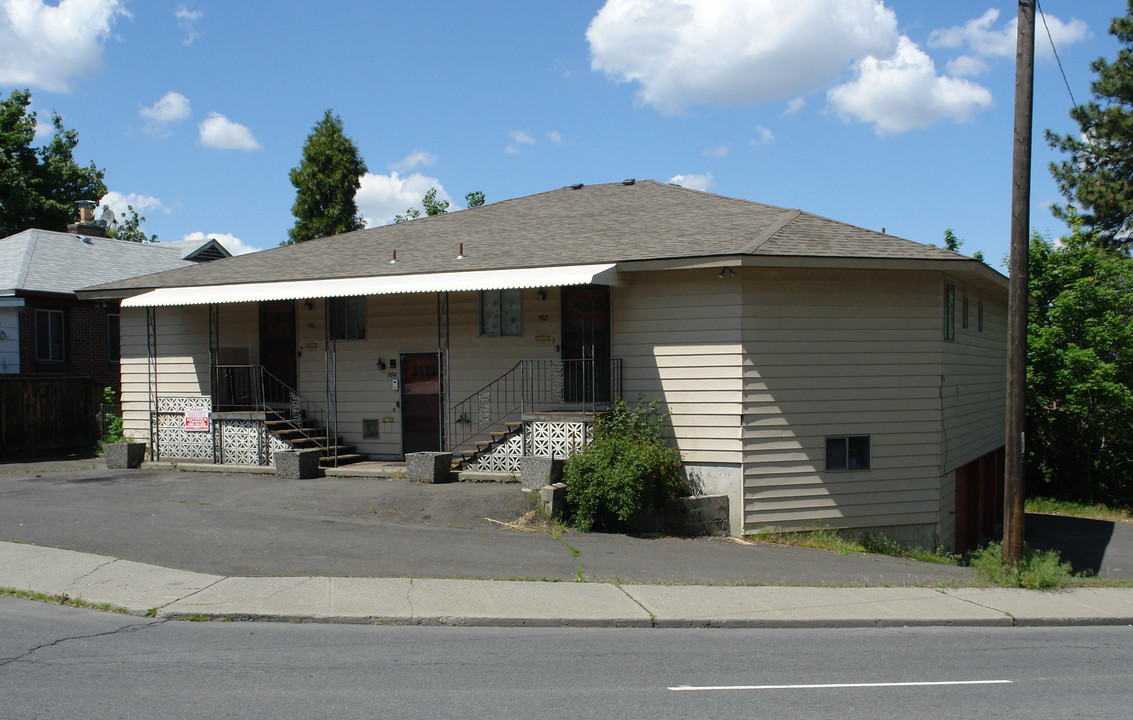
[{"xmin": 0, "ymin": 458, "xmax": 976, "ymax": 586}]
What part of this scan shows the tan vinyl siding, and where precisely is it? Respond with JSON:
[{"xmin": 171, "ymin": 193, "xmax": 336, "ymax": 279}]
[
  {"xmin": 941, "ymin": 278, "xmax": 1007, "ymax": 471},
  {"xmin": 741, "ymin": 268, "xmax": 944, "ymax": 534},
  {"xmin": 611, "ymin": 269, "xmax": 744, "ymax": 464}
]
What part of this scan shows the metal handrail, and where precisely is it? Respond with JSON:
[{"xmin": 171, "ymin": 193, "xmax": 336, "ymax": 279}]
[
  {"xmin": 212, "ymin": 364, "xmax": 333, "ymax": 459},
  {"xmin": 446, "ymin": 358, "xmax": 622, "ymax": 454}
]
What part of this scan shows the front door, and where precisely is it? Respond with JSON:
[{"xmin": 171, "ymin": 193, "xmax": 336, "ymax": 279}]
[
  {"xmin": 561, "ymin": 285, "xmax": 611, "ymax": 403},
  {"xmin": 402, "ymin": 353, "xmax": 441, "ymax": 455},
  {"xmin": 258, "ymin": 301, "xmax": 297, "ymax": 405}
]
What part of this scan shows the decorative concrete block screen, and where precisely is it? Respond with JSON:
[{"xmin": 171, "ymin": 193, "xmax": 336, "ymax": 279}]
[
  {"xmin": 157, "ymin": 396, "xmax": 214, "ymax": 461},
  {"xmin": 155, "ymin": 396, "xmax": 289, "ymax": 466},
  {"xmin": 470, "ymin": 420, "xmax": 592, "ymax": 473}
]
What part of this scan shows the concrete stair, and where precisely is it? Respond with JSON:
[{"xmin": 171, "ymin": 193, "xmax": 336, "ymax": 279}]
[
  {"xmin": 453, "ymin": 421, "xmax": 523, "ymax": 470},
  {"xmin": 264, "ymin": 417, "xmax": 366, "ymax": 468}
]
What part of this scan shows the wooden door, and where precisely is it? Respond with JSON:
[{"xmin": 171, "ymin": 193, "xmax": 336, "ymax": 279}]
[
  {"xmin": 258, "ymin": 301, "xmax": 296, "ymax": 404},
  {"xmin": 402, "ymin": 353, "xmax": 441, "ymax": 455}
]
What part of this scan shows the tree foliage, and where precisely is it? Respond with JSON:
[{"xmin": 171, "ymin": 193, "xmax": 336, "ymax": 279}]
[
  {"xmin": 0, "ymin": 89, "xmax": 107, "ymax": 237},
  {"xmin": 394, "ymin": 188, "xmax": 486, "ymax": 223},
  {"xmin": 1026, "ymin": 224, "xmax": 1133, "ymax": 506},
  {"xmin": 1046, "ymin": 1, "xmax": 1133, "ymax": 253},
  {"xmin": 285, "ymin": 110, "xmax": 367, "ymax": 245},
  {"xmin": 107, "ymin": 204, "xmax": 157, "ymax": 243}
]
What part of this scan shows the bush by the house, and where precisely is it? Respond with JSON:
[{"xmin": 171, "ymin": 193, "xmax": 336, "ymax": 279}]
[{"xmin": 563, "ymin": 399, "xmax": 686, "ymax": 531}]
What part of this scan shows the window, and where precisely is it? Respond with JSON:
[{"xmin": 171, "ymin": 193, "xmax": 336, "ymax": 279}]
[
  {"xmin": 962, "ymin": 296, "xmax": 969, "ymax": 329},
  {"xmin": 35, "ymin": 309, "xmax": 64, "ymax": 362},
  {"xmin": 826, "ymin": 435, "xmax": 871, "ymax": 471},
  {"xmin": 944, "ymin": 284, "xmax": 955, "ymax": 341},
  {"xmin": 107, "ymin": 313, "xmax": 120, "ymax": 363},
  {"xmin": 328, "ymin": 297, "xmax": 366, "ymax": 341},
  {"xmin": 978, "ymin": 301, "xmax": 984, "ymax": 332},
  {"xmin": 480, "ymin": 289, "xmax": 522, "ymax": 336}
]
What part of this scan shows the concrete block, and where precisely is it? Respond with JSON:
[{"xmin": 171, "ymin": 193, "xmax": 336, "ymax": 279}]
[
  {"xmin": 539, "ymin": 482, "xmax": 567, "ymax": 517},
  {"xmin": 274, "ymin": 449, "xmax": 322, "ymax": 479},
  {"xmin": 105, "ymin": 442, "xmax": 146, "ymax": 469},
  {"xmin": 406, "ymin": 452, "xmax": 453, "ymax": 484},
  {"xmin": 520, "ymin": 455, "xmax": 564, "ymax": 490}
]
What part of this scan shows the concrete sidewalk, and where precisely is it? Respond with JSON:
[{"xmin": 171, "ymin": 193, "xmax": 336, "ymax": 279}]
[{"xmin": 3, "ymin": 541, "xmax": 1131, "ymax": 628}]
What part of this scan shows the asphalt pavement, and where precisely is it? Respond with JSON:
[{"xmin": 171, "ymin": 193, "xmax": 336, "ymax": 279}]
[{"xmin": 1, "ymin": 456, "xmax": 1131, "ymax": 627}]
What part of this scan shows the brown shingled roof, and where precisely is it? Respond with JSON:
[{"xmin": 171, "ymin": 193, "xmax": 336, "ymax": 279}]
[{"xmin": 83, "ymin": 180, "xmax": 965, "ymax": 293}]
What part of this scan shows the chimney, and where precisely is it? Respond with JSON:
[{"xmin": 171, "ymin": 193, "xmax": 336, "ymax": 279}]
[{"xmin": 67, "ymin": 199, "xmax": 106, "ymax": 238}]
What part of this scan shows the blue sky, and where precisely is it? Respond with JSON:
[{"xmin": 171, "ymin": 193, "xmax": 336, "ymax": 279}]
[{"xmin": 0, "ymin": 1, "xmax": 1120, "ymax": 264}]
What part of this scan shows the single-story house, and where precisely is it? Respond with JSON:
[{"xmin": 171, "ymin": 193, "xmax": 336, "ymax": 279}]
[{"xmin": 79, "ymin": 180, "xmax": 1007, "ymax": 550}]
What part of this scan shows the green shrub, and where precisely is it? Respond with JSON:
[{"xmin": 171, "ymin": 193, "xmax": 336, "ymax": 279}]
[
  {"xmin": 968, "ymin": 541, "xmax": 1075, "ymax": 589},
  {"xmin": 563, "ymin": 399, "xmax": 686, "ymax": 531},
  {"xmin": 100, "ymin": 387, "xmax": 125, "ymax": 446}
]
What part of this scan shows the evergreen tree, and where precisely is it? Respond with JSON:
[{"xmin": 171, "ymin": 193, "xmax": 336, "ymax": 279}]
[
  {"xmin": 1046, "ymin": 1, "xmax": 1133, "ymax": 253},
  {"xmin": 285, "ymin": 110, "xmax": 367, "ymax": 245},
  {"xmin": 0, "ymin": 89, "xmax": 107, "ymax": 236}
]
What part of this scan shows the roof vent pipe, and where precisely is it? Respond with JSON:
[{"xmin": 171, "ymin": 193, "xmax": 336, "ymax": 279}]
[
  {"xmin": 389, "ymin": 249, "xmax": 397, "ymax": 265},
  {"xmin": 456, "ymin": 243, "xmax": 465, "ymax": 260}
]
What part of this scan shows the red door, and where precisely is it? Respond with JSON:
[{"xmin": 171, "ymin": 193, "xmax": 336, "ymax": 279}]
[{"xmin": 401, "ymin": 353, "xmax": 441, "ymax": 455}]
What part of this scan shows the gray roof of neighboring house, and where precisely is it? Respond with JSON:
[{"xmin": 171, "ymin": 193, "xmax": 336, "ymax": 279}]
[
  {"xmin": 83, "ymin": 180, "xmax": 974, "ymax": 294},
  {"xmin": 0, "ymin": 229, "xmax": 223, "ymax": 297}
]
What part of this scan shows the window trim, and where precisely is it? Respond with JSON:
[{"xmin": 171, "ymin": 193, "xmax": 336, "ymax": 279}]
[
  {"xmin": 962, "ymin": 296, "xmax": 969, "ymax": 330},
  {"xmin": 944, "ymin": 284, "xmax": 955, "ymax": 341},
  {"xmin": 35, "ymin": 308, "xmax": 65, "ymax": 362},
  {"xmin": 978, "ymin": 301, "xmax": 984, "ymax": 332},
  {"xmin": 825, "ymin": 435, "xmax": 871, "ymax": 472}
]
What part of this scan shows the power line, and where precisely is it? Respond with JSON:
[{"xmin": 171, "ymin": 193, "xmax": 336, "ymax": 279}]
[{"xmin": 1037, "ymin": 0, "xmax": 1079, "ymax": 110}]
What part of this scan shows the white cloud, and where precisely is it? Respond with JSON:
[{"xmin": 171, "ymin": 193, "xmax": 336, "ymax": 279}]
[
  {"xmin": 389, "ymin": 151, "xmax": 437, "ymax": 172},
  {"xmin": 0, "ymin": 0, "xmax": 130, "ymax": 92},
  {"xmin": 782, "ymin": 97, "xmax": 805, "ymax": 116},
  {"xmin": 547, "ymin": 130, "xmax": 563, "ymax": 143},
  {"xmin": 175, "ymin": 5, "xmax": 203, "ymax": 45},
  {"xmin": 198, "ymin": 112, "xmax": 261, "ymax": 150},
  {"xmin": 702, "ymin": 144, "xmax": 730, "ymax": 158},
  {"xmin": 668, "ymin": 173, "xmax": 713, "ymax": 191},
  {"xmin": 945, "ymin": 55, "xmax": 988, "ymax": 78},
  {"xmin": 927, "ymin": 8, "xmax": 1089, "ymax": 61},
  {"xmin": 750, "ymin": 125, "xmax": 774, "ymax": 145},
  {"xmin": 140, "ymin": 91, "xmax": 191, "ymax": 135},
  {"xmin": 505, "ymin": 129, "xmax": 537, "ymax": 154},
  {"xmin": 98, "ymin": 191, "xmax": 170, "ymax": 219},
  {"xmin": 827, "ymin": 36, "xmax": 992, "ymax": 135},
  {"xmin": 33, "ymin": 119, "xmax": 52, "ymax": 142},
  {"xmin": 587, "ymin": 0, "xmax": 898, "ymax": 114},
  {"xmin": 182, "ymin": 231, "xmax": 259, "ymax": 256},
  {"xmin": 355, "ymin": 171, "xmax": 453, "ymax": 227}
]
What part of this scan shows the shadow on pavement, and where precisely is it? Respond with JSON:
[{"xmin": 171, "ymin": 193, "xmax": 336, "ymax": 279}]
[{"xmin": 1026, "ymin": 512, "xmax": 1116, "ymax": 576}]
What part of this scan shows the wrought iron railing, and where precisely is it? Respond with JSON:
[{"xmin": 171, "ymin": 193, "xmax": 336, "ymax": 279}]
[
  {"xmin": 446, "ymin": 358, "xmax": 622, "ymax": 454},
  {"xmin": 211, "ymin": 365, "xmax": 333, "ymax": 459}
]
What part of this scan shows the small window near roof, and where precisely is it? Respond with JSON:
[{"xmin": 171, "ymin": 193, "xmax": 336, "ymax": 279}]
[
  {"xmin": 480, "ymin": 289, "xmax": 522, "ymax": 336},
  {"xmin": 826, "ymin": 435, "xmax": 870, "ymax": 471}
]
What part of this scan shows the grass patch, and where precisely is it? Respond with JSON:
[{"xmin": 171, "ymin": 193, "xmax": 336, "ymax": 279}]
[
  {"xmin": 751, "ymin": 527, "xmax": 960, "ymax": 565},
  {"xmin": 0, "ymin": 586, "xmax": 131, "ymax": 614},
  {"xmin": 1026, "ymin": 497, "xmax": 1132, "ymax": 524}
]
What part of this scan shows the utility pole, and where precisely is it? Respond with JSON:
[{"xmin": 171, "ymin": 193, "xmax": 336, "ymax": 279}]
[{"xmin": 1004, "ymin": 0, "xmax": 1035, "ymax": 566}]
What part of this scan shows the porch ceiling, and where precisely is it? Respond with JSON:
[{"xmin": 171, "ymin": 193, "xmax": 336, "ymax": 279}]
[{"xmin": 120, "ymin": 263, "xmax": 621, "ymax": 307}]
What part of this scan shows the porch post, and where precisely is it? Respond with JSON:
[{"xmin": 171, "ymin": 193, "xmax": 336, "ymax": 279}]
[
  {"xmin": 324, "ymin": 298, "xmax": 338, "ymax": 467},
  {"xmin": 146, "ymin": 307, "xmax": 158, "ymax": 461},
  {"xmin": 208, "ymin": 304, "xmax": 220, "ymax": 463},
  {"xmin": 437, "ymin": 291, "xmax": 450, "ymax": 451}
]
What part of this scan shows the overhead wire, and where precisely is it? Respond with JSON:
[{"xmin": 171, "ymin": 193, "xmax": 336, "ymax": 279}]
[{"xmin": 1036, "ymin": 0, "xmax": 1079, "ymax": 111}]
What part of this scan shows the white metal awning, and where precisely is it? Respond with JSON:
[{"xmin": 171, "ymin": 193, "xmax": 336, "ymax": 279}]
[{"xmin": 121, "ymin": 263, "xmax": 621, "ymax": 308}]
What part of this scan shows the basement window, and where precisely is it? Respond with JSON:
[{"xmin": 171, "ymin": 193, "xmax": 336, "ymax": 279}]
[{"xmin": 826, "ymin": 435, "xmax": 870, "ymax": 471}]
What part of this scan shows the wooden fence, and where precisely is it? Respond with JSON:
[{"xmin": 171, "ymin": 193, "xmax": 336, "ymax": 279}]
[{"xmin": 0, "ymin": 376, "xmax": 105, "ymax": 460}]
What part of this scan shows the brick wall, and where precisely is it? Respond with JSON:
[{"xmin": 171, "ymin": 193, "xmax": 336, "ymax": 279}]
[{"xmin": 16, "ymin": 293, "xmax": 121, "ymax": 391}]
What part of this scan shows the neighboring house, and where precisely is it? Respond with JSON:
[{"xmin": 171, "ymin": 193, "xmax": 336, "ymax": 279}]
[
  {"xmin": 0, "ymin": 224, "xmax": 232, "ymax": 389},
  {"xmin": 79, "ymin": 180, "xmax": 1007, "ymax": 550}
]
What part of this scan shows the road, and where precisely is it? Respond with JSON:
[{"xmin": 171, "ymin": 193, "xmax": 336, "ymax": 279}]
[{"xmin": 2, "ymin": 596, "xmax": 1130, "ymax": 719}]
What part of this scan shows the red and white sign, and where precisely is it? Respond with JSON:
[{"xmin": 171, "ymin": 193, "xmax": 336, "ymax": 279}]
[{"xmin": 185, "ymin": 407, "xmax": 210, "ymax": 432}]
